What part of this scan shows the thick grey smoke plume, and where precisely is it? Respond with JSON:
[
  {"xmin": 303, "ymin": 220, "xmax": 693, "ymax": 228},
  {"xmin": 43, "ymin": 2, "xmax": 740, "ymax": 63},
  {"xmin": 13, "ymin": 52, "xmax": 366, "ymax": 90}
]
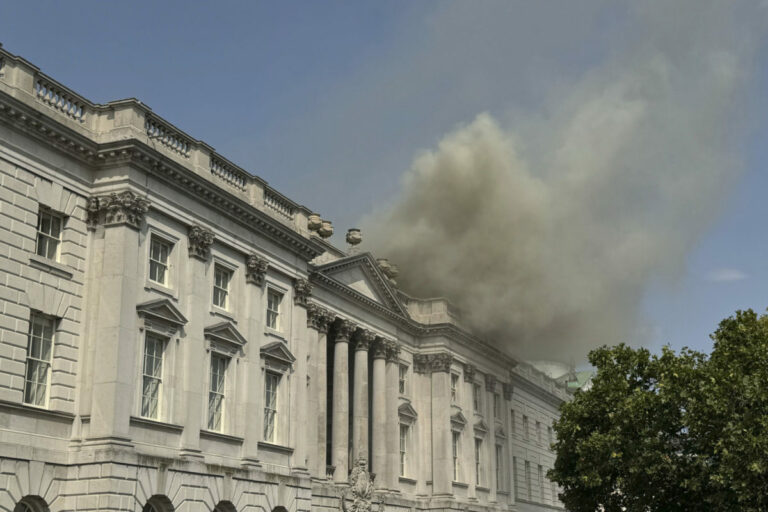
[{"xmin": 363, "ymin": 2, "xmax": 762, "ymax": 361}]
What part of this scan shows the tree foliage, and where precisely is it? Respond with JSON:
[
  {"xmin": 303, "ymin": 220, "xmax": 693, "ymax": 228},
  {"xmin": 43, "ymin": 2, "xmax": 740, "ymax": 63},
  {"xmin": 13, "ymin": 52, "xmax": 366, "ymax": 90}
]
[{"xmin": 549, "ymin": 309, "xmax": 768, "ymax": 511}]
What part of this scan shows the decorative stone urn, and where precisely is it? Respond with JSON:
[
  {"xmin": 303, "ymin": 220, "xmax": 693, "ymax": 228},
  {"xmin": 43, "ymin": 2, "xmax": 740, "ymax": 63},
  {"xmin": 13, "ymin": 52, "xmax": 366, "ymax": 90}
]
[
  {"xmin": 376, "ymin": 258, "xmax": 391, "ymax": 274},
  {"xmin": 308, "ymin": 214, "xmax": 322, "ymax": 232},
  {"xmin": 318, "ymin": 220, "xmax": 333, "ymax": 238},
  {"xmin": 346, "ymin": 228, "xmax": 362, "ymax": 246}
]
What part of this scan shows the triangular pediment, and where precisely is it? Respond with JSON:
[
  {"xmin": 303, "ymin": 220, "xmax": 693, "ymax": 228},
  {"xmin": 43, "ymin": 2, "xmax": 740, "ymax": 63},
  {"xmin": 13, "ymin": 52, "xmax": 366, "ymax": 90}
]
[
  {"xmin": 451, "ymin": 411, "xmax": 468, "ymax": 428},
  {"xmin": 314, "ymin": 253, "xmax": 407, "ymax": 316},
  {"xmin": 398, "ymin": 402, "xmax": 418, "ymax": 421},
  {"xmin": 474, "ymin": 419, "xmax": 489, "ymax": 434},
  {"xmin": 137, "ymin": 298, "xmax": 188, "ymax": 327},
  {"xmin": 204, "ymin": 321, "xmax": 248, "ymax": 347},
  {"xmin": 260, "ymin": 341, "xmax": 296, "ymax": 365}
]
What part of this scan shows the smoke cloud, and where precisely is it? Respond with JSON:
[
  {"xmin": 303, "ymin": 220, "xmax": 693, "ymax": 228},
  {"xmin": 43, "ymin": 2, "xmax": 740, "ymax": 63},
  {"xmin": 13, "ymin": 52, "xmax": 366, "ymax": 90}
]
[{"xmin": 362, "ymin": 2, "xmax": 763, "ymax": 361}]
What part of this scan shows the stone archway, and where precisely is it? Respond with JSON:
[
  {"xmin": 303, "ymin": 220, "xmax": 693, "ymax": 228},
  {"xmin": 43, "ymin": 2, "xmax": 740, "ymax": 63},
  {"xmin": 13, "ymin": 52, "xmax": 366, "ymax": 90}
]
[
  {"xmin": 143, "ymin": 495, "xmax": 175, "ymax": 512},
  {"xmin": 213, "ymin": 501, "xmax": 237, "ymax": 512},
  {"xmin": 14, "ymin": 496, "xmax": 49, "ymax": 512}
]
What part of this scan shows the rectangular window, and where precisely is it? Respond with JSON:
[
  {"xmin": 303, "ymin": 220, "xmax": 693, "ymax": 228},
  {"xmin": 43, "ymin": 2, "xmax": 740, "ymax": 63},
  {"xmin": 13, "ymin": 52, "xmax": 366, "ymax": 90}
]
[
  {"xmin": 538, "ymin": 464, "xmax": 544, "ymax": 502},
  {"xmin": 493, "ymin": 393, "xmax": 501, "ymax": 419},
  {"xmin": 24, "ymin": 313, "xmax": 54, "ymax": 406},
  {"xmin": 263, "ymin": 372, "xmax": 280, "ymax": 442},
  {"xmin": 512, "ymin": 456, "xmax": 518, "ymax": 499},
  {"xmin": 266, "ymin": 289, "xmax": 282, "ymax": 330},
  {"xmin": 550, "ymin": 479, "xmax": 558, "ymax": 504},
  {"xmin": 149, "ymin": 236, "xmax": 171, "ymax": 285},
  {"xmin": 452, "ymin": 431, "xmax": 461, "ymax": 481},
  {"xmin": 398, "ymin": 364, "xmax": 408, "ymax": 395},
  {"xmin": 548, "ymin": 425, "xmax": 553, "ymax": 447},
  {"xmin": 536, "ymin": 420, "xmax": 542, "ymax": 445},
  {"xmin": 450, "ymin": 373, "xmax": 459, "ymax": 402},
  {"xmin": 473, "ymin": 382, "xmax": 482, "ymax": 413},
  {"xmin": 207, "ymin": 354, "xmax": 228, "ymax": 431},
  {"xmin": 141, "ymin": 333, "xmax": 165, "ymax": 419},
  {"xmin": 525, "ymin": 461, "xmax": 532, "ymax": 500},
  {"xmin": 36, "ymin": 209, "xmax": 62, "ymax": 261},
  {"xmin": 399, "ymin": 423, "xmax": 409, "ymax": 476},
  {"xmin": 213, "ymin": 265, "xmax": 232, "ymax": 310},
  {"xmin": 474, "ymin": 437, "xmax": 483, "ymax": 485},
  {"xmin": 495, "ymin": 444, "xmax": 503, "ymax": 491},
  {"xmin": 523, "ymin": 415, "xmax": 529, "ymax": 441},
  {"xmin": 511, "ymin": 410, "xmax": 516, "ymax": 435}
]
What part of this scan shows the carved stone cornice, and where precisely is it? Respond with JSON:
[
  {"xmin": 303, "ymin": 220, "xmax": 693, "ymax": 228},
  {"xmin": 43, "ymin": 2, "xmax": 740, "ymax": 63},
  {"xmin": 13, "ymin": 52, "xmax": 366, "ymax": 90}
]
[
  {"xmin": 463, "ymin": 363, "xmax": 476, "ymax": 383},
  {"xmin": 293, "ymin": 278, "xmax": 312, "ymax": 307},
  {"xmin": 385, "ymin": 340, "xmax": 400, "ymax": 363},
  {"xmin": 188, "ymin": 225, "xmax": 215, "ymax": 261},
  {"xmin": 414, "ymin": 353, "xmax": 453, "ymax": 374},
  {"xmin": 353, "ymin": 330, "xmax": 376, "ymax": 352},
  {"xmin": 485, "ymin": 374, "xmax": 497, "ymax": 393},
  {"xmin": 245, "ymin": 253, "xmax": 269, "ymax": 286},
  {"xmin": 335, "ymin": 319, "xmax": 356, "ymax": 344},
  {"xmin": 86, "ymin": 191, "xmax": 150, "ymax": 230},
  {"xmin": 502, "ymin": 382, "xmax": 513, "ymax": 401},
  {"xmin": 372, "ymin": 338, "xmax": 388, "ymax": 360}
]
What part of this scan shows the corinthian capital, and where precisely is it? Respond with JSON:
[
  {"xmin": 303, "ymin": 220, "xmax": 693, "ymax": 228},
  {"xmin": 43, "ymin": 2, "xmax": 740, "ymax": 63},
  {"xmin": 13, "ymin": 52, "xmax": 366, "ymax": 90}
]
[
  {"xmin": 87, "ymin": 190, "xmax": 150, "ymax": 230},
  {"xmin": 293, "ymin": 278, "xmax": 313, "ymax": 307},
  {"xmin": 485, "ymin": 374, "xmax": 497, "ymax": 392},
  {"xmin": 188, "ymin": 225, "xmax": 215, "ymax": 261},
  {"xmin": 385, "ymin": 340, "xmax": 400, "ymax": 363},
  {"xmin": 335, "ymin": 319, "xmax": 356, "ymax": 343},
  {"xmin": 353, "ymin": 330, "xmax": 376, "ymax": 351},
  {"xmin": 307, "ymin": 304, "xmax": 333, "ymax": 334},
  {"xmin": 463, "ymin": 363, "xmax": 476, "ymax": 383},
  {"xmin": 414, "ymin": 353, "xmax": 452, "ymax": 374},
  {"xmin": 245, "ymin": 253, "xmax": 269, "ymax": 286},
  {"xmin": 372, "ymin": 338, "xmax": 388, "ymax": 360}
]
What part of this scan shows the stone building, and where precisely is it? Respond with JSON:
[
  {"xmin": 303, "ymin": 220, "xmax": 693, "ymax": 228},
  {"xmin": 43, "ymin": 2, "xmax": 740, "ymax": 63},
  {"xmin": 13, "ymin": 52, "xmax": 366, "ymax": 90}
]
[{"xmin": 0, "ymin": 47, "xmax": 569, "ymax": 512}]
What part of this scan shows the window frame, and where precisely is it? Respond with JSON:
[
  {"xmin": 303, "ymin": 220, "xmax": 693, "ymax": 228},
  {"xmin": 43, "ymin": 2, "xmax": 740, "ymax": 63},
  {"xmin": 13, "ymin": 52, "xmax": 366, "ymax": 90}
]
[
  {"xmin": 451, "ymin": 430, "xmax": 461, "ymax": 482},
  {"xmin": 398, "ymin": 363, "xmax": 408, "ymax": 395},
  {"xmin": 450, "ymin": 372, "xmax": 460, "ymax": 403},
  {"xmin": 148, "ymin": 235, "xmax": 172, "ymax": 287},
  {"xmin": 495, "ymin": 442, "xmax": 504, "ymax": 491},
  {"xmin": 525, "ymin": 460, "xmax": 532, "ymax": 500},
  {"xmin": 523, "ymin": 415, "xmax": 530, "ymax": 441},
  {"xmin": 474, "ymin": 436, "xmax": 483, "ymax": 486},
  {"xmin": 263, "ymin": 371, "xmax": 281, "ymax": 442},
  {"xmin": 23, "ymin": 312, "xmax": 56, "ymax": 407},
  {"xmin": 265, "ymin": 288, "xmax": 283, "ymax": 331},
  {"xmin": 207, "ymin": 352, "xmax": 229, "ymax": 432},
  {"xmin": 140, "ymin": 332, "xmax": 166, "ymax": 420},
  {"xmin": 35, "ymin": 208, "xmax": 63, "ymax": 262},
  {"xmin": 472, "ymin": 382, "xmax": 482, "ymax": 414},
  {"xmin": 399, "ymin": 422, "xmax": 409, "ymax": 477},
  {"xmin": 212, "ymin": 264, "xmax": 233, "ymax": 311},
  {"xmin": 493, "ymin": 393, "xmax": 501, "ymax": 419}
]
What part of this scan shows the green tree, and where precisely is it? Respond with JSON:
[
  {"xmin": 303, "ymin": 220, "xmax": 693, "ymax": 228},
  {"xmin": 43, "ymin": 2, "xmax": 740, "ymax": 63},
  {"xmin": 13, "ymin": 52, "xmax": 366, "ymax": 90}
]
[{"xmin": 549, "ymin": 309, "xmax": 768, "ymax": 511}]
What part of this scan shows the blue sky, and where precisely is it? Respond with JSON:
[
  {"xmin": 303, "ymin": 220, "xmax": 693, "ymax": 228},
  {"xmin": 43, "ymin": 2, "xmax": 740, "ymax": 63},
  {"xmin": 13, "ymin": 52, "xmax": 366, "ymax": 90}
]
[{"xmin": 2, "ymin": 1, "xmax": 767, "ymax": 360}]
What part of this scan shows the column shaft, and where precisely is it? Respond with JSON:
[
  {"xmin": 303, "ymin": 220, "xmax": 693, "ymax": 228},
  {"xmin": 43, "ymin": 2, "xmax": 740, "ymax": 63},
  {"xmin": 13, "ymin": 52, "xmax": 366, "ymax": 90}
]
[
  {"xmin": 352, "ymin": 331, "xmax": 373, "ymax": 462},
  {"xmin": 332, "ymin": 320, "xmax": 354, "ymax": 482},
  {"xmin": 385, "ymin": 342, "xmax": 400, "ymax": 490},
  {"xmin": 371, "ymin": 342, "xmax": 387, "ymax": 487}
]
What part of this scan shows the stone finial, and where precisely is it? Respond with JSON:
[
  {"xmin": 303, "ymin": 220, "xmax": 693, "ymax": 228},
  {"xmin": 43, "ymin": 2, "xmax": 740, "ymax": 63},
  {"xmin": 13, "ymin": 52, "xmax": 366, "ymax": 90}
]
[
  {"xmin": 377, "ymin": 258, "xmax": 391, "ymax": 275},
  {"xmin": 188, "ymin": 225, "xmax": 215, "ymax": 261},
  {"xmin": 463, "ymin": 363, "xmax": 476, "ymax": 383},
  {"xmin": 414, "ymin": 353, "xmax": 453, "ymax": 374},
  {"xmin": 245, "ymin": 253, "xmax": 269, "ymax": 286},
  {"xmin": 346, "ymin": 228, "xmax": 362, "ymax": 246},
  {"xmin": 308, "ymin": 214, "xmax": 322, "ymax": 232},
  {"xmin": 293, "ymin": 278, "xmax": 312, "ymax": 307},
  {"xmin": 385, "ymin": 340, "xmax": 400, "ymax": 363},
  {"xmin": 485, "ymin": 374, "xmax": 497, "ymax": 393},
  {"xmin": 502, "ymin": 382, "xmax": 513, "ymax": 400},
  {"xmin": 372, "ymin": 338, "xmax": 388, "ymax": 360},
  {"xmin": 318, "ymin": 220, "xmax": 333, "ymax": 238},
  {"xmin": 87, "ymin": 191, "xmax": 150, "ymax": 230},
  {"xmin": 335, "ymin": 319, "xmax": 356, "ymax": 343},
  {"xmin": 354, "ymin": 329, "xmax": 376, "ymax": 351}
]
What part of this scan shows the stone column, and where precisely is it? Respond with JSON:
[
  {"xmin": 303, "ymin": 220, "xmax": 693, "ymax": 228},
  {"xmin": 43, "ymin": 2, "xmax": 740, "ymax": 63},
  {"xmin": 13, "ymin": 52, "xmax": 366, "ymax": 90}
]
[
  {"xmin": 86, "ymin": 191, "xmax": 149, "ymax": 445},
  {"xmin": 180, "ymin": 225, "xmax": 215, "ymax": 458},
  {"xmin": 371, "ymin": 338, "xmax": 388, "ymax": 488},
  {"xmin": 420, "ymin": 353, "xmax": 454, "ymax": 497},
  {"xmin": 307, "ymin": 304, "xmax": 332, "ymax": 478},
  {"xmin": 352, "ymin": 329, "xmax": 374, "ymax": 463},
  {"xmin": 332, "ymin": 319, "xmax": 355, "ymax": 482},
  {"xmin": 385, "ymin": 341, "xmax": 400, "ymax": 490}
]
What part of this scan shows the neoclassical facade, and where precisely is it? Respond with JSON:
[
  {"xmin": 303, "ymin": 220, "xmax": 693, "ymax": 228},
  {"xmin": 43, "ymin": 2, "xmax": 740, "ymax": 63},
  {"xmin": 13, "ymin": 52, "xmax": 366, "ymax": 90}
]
[{"xmin": 0, "ymin": 47, "xmax": 569, "ymax": 512}]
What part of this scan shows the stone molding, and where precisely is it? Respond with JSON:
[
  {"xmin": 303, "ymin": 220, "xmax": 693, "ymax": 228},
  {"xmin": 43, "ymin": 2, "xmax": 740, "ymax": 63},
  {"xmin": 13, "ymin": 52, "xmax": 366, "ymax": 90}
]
[
  {"xmin": 353, "ymin": 330, "xmax": 376, "ymax": 352},
  {"xmin": 245, "ymin": 253, "xmax": 269, "ymax": 286},
  {"xmin": 86, "ymin": 190, "xmax": 150, "ymax": 230},
  {"xmin": 188, "ymin": 225, "xmax": 215, "ymax": 261},
  {"xmin": 371, "ymin": 338, "xmax": 388, "ymax": 360},
  {"xmin": 293, "ymin": 278, "xmax": 312, "ymax": 307},
  {"xmin": 335, "ymin": 319, "xmax": 356, "ymax": 343},
  {"xmin": 502, "ymin": 382, "xmax": 513, "ymax": 401},
  {"xmin": 385, "ymin": 340, "xmax": 400, "ymax": 363},
  {"xmin": 306, "ymin": 303, "xmax": 333, "ymax": 334},
  {"xmin": 463, "ymin": 363, "xmax": 476, "ymax": 383},
  {"xmin": 414, "ymin": 353, "xmax": 453, "ymax": 374},
  {"xmin": 485, "ymin": 374, "xmax": 497, "ymax": 393}
]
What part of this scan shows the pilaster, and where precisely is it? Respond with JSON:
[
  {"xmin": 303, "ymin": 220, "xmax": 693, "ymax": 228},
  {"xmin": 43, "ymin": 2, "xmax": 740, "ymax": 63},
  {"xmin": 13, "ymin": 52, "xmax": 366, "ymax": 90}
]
[{"xmin": 384, "ymin": 340, "xmax": 400, "ymax": 491}]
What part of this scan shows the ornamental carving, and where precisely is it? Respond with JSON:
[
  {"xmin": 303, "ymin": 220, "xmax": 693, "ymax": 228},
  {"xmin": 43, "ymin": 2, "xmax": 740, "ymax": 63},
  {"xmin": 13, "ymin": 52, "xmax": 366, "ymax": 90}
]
[
  {"xmin": 502, "ymin": 382, "xmax": 513, "ymax": 400},
  {"xmin": 372, "ymin": 338, "xmax": 388, "ymax": 360},
  {"xmin": 293, "ymin": 278, "xmax": 313, "ymax": 307},
  {"xmin": 353, "ymin": 330, "xmax": 376, "ymax": 351},
  {"xmin": 188, "ymin": 225, "xmax": 215, "ymax": 261},
  {"xmin": 335, "ymin": 319, "xmax": 356, "ymax": 343},
  {"xmin": 463, "ymin": 363, "xmax": 476, "ymax": 382},
  {"xmin": 384, "ymin": 340, "xmax": 400, "ymax": 363},
  {"xmin": 414, "ymin": 353, "xmax": 452, "ymax": 374},
  {"xmin": 86, "ymin": 191, "xmax": 150, "ymax": 230},
  {"xmin": 245, "ymin": 253, "xmax": 269, "ymax": 286},
  {"xmin": 307, "ymin": 304, "xmax": 333, "ymax": 334},
  {"xmin": 485, "ymin": 374, "xmax": 497, "ymax": 392},
  {"xmin": 340, "ymin": 457, "xmax": 383, "ymax": 512}
]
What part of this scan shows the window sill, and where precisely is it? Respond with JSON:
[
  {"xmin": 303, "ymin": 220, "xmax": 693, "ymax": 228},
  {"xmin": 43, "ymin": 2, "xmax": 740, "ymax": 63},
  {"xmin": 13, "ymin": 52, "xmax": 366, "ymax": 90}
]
[
  {"xmin": 497, "ymin": 490, "xmax": 510, "ymax": 496},
  {"xmin": 258, "ymin": 441, "xmax": 294, "ymax": 455},
  {"xmin": 452, "ymin": 481, "xmax": 469, "ymax": 488},
  {"xmin": 129, "ymin": 415, "xmax": 184, "ymax": 433},
  {"xmin": 398, "ymin": 476, "xmax": 417, "ymax": 484},
  {"xmin": 200, "ymin": 429, "xmax": 244, "ymax": 444},
  {"xmin": 29, "ymin": 254, "xmax": 74, "ymax": 279},
  {"xmin": 264, "ymin": 327, "xmax": 287, "ymax": 342},
  {"xmin": 211, "ymin": 306, "xmax": 237, "ymax": 323},
  {"xmin": 476, "ymin": 486, "xmax": 490, "ymax": 492},
  {"xmin": 144, "ymin": 281, "xmax": 177, "ymax": 300},
  {"xmin": 0, "ymin": 398, "xmax": 74, "ymax": 422}
]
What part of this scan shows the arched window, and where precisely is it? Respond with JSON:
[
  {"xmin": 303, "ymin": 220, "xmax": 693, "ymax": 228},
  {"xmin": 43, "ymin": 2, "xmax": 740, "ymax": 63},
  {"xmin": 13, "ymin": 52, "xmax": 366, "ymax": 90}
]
[
  {"xmin": 272, "ymin": 507, "xmax": 288, "ymax": 512},
  {"xmin": 143, "ymin": 495, "xmax": 174, "ymax": 512},
  {"xmin": 14, "ymin": 496, "xmax": 49, "ymax": 512},
  {"xmin": 213, "ymin": 501, "xmax": 237, "ymax": 512}
]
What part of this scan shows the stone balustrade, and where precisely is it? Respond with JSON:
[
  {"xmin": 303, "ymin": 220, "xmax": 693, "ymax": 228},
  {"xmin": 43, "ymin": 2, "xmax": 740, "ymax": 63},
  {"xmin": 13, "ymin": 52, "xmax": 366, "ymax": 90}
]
[{"xmin": 0, "ymin": 46, "xmax": 310, "ymax": 234}]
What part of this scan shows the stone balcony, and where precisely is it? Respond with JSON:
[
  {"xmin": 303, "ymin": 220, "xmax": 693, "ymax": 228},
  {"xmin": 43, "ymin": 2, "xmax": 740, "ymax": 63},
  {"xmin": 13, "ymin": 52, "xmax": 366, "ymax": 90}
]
[{"xmin": 0, "ymin": 46, "xmax": 314, "ymax": 237}]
